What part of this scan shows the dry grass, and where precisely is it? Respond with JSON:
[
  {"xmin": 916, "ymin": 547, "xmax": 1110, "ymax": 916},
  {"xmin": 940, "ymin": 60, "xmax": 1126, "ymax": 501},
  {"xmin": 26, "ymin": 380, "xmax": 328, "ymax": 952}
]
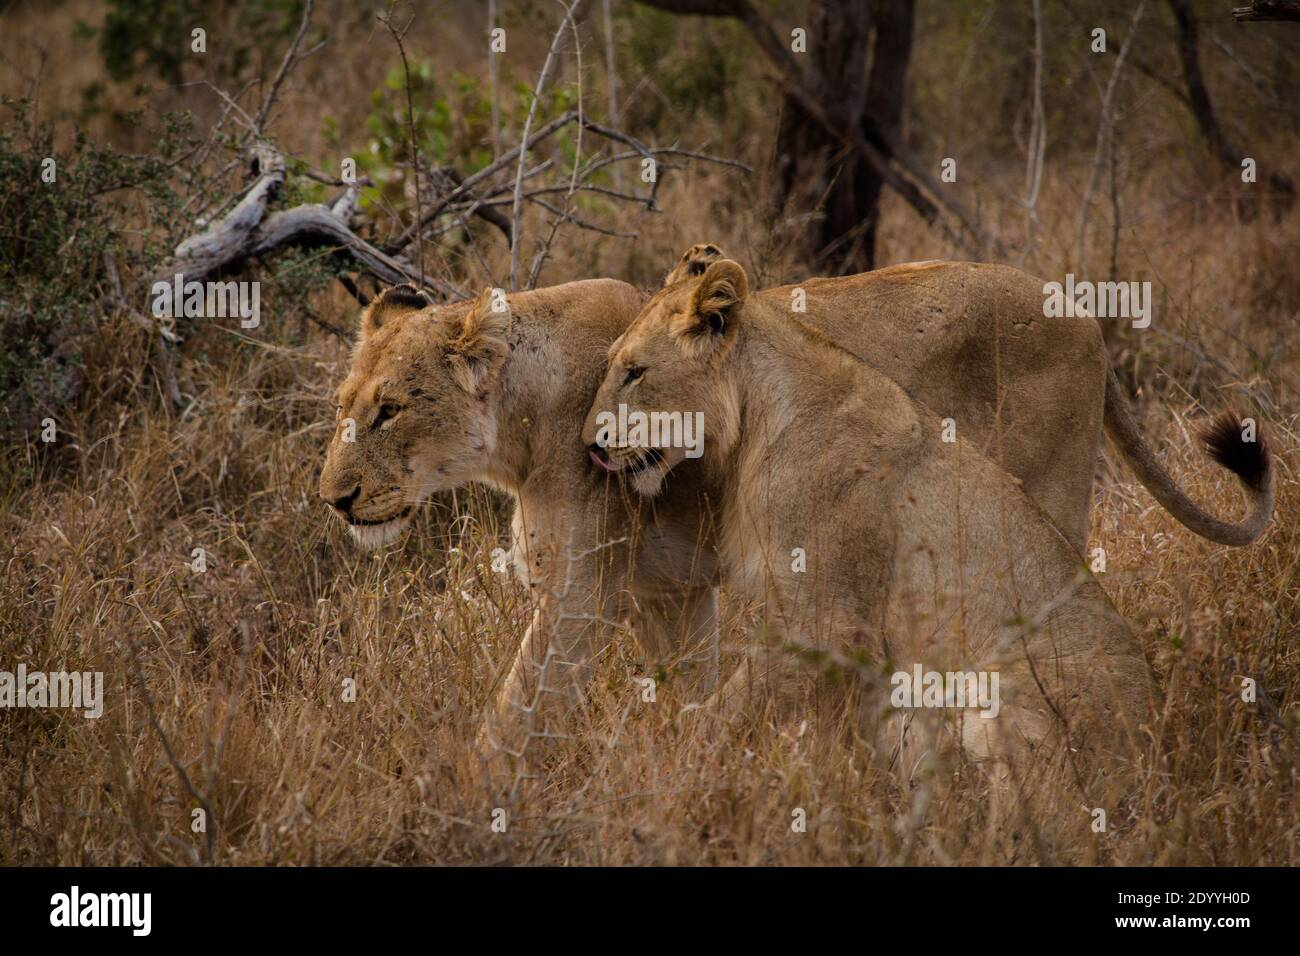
[{"xmin": 1, "ymin": 0, "xmax": 1298, "ymax": 865}]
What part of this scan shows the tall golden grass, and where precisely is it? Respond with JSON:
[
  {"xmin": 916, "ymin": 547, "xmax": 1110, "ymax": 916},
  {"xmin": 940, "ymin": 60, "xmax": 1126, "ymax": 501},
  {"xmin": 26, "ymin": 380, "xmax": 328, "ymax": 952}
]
[{"xmin": 1, "ymin": 0, "xmax": 1297, "ymax": 864}]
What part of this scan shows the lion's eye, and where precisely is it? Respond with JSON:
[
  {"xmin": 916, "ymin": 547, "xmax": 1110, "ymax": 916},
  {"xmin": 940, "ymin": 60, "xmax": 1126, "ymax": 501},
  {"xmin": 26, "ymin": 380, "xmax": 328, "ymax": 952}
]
[
  {"xmin": 373, "ymin": 403, "xmax": 401, "ymax": 429},
  {"xmin": 623, "ymin": 366, "xmax": 646, "ymax": 387}
]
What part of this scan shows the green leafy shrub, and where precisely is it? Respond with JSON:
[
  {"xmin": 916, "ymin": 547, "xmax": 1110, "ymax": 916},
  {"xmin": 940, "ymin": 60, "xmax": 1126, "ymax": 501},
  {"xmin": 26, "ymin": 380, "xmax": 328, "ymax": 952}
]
[
  {"xmin": 342, "ymin": 63, "xmax": 579, "ymax": 222},
  {"xmin": 98, "ymin": 0, "xmax": 305, "ymax": 85},
  {"xmin": 0, "ymin": 101, "xmax": 190, "ymax": 433},
  {"xmin": 617, "ymin": 4, "xmax": 746, "ymax": 130}
]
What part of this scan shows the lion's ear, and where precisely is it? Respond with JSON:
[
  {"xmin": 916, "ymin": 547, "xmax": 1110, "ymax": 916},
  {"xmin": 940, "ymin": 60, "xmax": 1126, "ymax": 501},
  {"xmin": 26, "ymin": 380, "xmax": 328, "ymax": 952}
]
[
  {"xmin": 664, "ymin": 242, "xmax": 727, "ymax": 286},
  {"xmin": 675, "ymin": 259, "xmax": 748, "ymax": 350},
  {"xmin": 448, "ymin": 286, "xmax": 511, "ymax": 393},
  {"xmin": 361, "ymin": 283, "xmax": 430, "ymax": 336}
]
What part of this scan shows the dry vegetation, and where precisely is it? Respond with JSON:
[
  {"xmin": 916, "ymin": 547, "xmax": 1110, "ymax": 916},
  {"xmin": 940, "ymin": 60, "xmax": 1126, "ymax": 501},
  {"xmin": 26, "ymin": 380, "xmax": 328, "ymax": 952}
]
[{"xmin": 1, "ymin": 0, "xmax": 1297, "ymax": 865}]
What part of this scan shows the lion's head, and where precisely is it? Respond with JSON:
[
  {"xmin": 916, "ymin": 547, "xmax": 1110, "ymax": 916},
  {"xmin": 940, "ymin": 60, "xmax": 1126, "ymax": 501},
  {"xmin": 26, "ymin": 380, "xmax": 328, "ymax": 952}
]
[
  {"xmin": 319, "ymin": 283, "xmax": 510, "ymax": 548},
  {"xmin": 581, "ymin": 259, "xmax": 749, "ymax": 497}
]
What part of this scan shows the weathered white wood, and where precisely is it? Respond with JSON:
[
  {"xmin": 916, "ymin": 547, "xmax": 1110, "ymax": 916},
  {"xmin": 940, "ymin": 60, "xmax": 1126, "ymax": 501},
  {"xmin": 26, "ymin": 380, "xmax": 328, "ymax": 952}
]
[{"xmin": 153, "ymin": 144, "xmax": 446, "ymax": 298}]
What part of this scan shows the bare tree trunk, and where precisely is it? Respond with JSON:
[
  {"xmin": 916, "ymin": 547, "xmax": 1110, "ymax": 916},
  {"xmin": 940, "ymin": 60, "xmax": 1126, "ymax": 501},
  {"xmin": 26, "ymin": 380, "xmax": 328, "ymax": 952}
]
[
  {"xmin": 1168, "ymin": 0, "xmax": 1294, "ymax": 214},
  {"xmin": 636, "ymin": 0, "xmax": 992, "ymax": 264},
  {"xmin": 858, "ymin": 0, "xmax": 916, "ymax": 270},
  {"xmin": 774, "ymin": 0, "xmax": 917, "ymax": 275},
  {"xmin": 1169, "ymin": 0, "xmax": 1234, "ymax": 166},
  {"xmin": 773, "ymin": 0, "xmax": 872, "ymax": 274}
]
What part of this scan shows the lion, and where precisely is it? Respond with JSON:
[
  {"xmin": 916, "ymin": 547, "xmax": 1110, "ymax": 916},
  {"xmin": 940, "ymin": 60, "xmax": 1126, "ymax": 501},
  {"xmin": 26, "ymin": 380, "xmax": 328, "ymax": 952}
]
[
  {"xmin": 579, "ymin": 259, "xmax": 1182, "ymax": 775},
  {"xmin": 318, "ymin": 279, "xmax": 725, "ymax": 757},
  {"xmin": 318, "ymin": 249, "xmax": 1271, "ymax": 762},
  {"xmin": 641, "ymin": 244, "xmax": 1273, "ymax": 552}
]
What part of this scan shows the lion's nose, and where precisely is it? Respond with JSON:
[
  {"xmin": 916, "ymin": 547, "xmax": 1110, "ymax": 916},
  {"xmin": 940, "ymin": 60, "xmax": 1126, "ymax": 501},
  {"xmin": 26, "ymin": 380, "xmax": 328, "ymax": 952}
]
[{"xmin": 326, "ymin": 486, "xmax": 361, "ymax": 512}]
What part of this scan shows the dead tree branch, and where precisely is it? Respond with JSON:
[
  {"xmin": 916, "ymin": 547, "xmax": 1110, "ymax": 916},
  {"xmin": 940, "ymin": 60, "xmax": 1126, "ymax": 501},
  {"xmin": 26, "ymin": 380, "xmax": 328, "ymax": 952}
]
[
  {"xmin": 389, "ymin": 110, "xmax": 579, "ymax": 253},
  {"xmin": 527, "ymin": 2, "xmax": 589, "ymax": 288},
  {"xmin": 1232, "ymin": 0, "xmax": 1300, "ymax": 20},
  {"xmin": 154, "ymin": 0, "xmax": 748, "ymax": 327},
  {"xmin": 1170, "ymin": 0, "xmax": 1296, "ymax": 212},
  {"xmin": 387, "ymin": 110, "xmax": 746, "ymax": 255},
  {"xmin": 380, "ymin": 4, "xmax": 427, "ymax": 287},
  {"xmin": 1075, "ymin": 1, "xmax": 1145, "ymax": 265},
  {"xmin": 253, "ymin": 0, "xmax": 316, "ymax": 133},
  {"xmin": 511, "ymin": 0, "xmax": 587, "ymax": 289},
  {"xmin": 153, "ymin": 141, "xmax": 457, "ymax": 300}
]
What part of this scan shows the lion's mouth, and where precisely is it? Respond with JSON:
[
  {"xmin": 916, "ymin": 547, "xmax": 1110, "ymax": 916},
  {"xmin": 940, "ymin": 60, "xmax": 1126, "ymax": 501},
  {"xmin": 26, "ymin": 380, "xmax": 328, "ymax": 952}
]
[
  {"xmin": 347, "ymin": 507, "xmax": 411, "ymax": 527},
  {"xmin": 344, "ymin": 508, "xmax": 413, "ymax": 551},
  {"xmin": 588, "ymin": 444, "xmax": 664, "ymax": 476}
]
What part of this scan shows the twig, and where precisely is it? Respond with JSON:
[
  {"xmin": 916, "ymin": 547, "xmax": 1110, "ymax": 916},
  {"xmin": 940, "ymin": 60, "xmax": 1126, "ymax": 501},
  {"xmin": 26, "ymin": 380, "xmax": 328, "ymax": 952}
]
[
  {"xmin": 489, "ymin": 0, "xmax": 500, "ymax": 157},
  {"xmin": 207, "ymin": 623, "xmax": 253, "ymax": 802},
  {"xmin": 253, "ymin": 0, "xmax": 316, "ymax": 133},
  {"xmin": 1021, "ymin": 0, "xmax": 1046, "ymax": 263},
  {"xmin": 511, "ymin": 1, "xmax": 587, "ymax": 289},
  {"xmin": 380, "ymin": 3, "xmax": 427, "ymax": 287},
  {"xmin": 526, "ymin": 195, "xmax": 637, "ymax": 238},
  {"xmin": 528, "ymin": 3, "xmax": 587, "ymax": 288},
  {"xmin": 389, "ymin": 110, "xmax": 580, "ymax": 252},
  {"xmin": 386, "ymin": 109, "xmax": 746, "ymax": 256},
  {"xmin": 1233, "ymin": 0, "xmax": 1300, "ymax": 21},
  {"xmin": 601, "ymin": 0, "xmax": 621, "ymax": 189},
  {"xmin": 1074, "ymin": 1, "xmax": 1145, "ymax": 266},
  {"xmin": 120, "ymin": 600, "xmax": 217, "ymax": 864}
]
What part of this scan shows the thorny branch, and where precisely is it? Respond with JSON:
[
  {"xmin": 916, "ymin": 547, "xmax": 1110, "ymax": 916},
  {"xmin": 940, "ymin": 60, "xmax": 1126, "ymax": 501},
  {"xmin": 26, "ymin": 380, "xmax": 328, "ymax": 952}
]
[{"xmin": 155, "ymin": 1, "xmax": 747, "ymax": 322}]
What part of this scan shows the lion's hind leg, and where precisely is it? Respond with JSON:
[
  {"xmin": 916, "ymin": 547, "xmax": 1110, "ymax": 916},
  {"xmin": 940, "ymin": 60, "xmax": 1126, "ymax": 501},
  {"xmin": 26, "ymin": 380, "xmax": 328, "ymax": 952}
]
[{"xmin": 961, "ymin": 595, "xmax": 1155, "ymax": 802}]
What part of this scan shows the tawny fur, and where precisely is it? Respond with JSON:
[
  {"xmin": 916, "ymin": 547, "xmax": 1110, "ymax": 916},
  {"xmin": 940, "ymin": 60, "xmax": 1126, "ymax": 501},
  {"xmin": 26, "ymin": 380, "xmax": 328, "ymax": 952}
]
[
  {"xmin": 658, "ymin": 244, "xmax": 1273, "ymax": 553},
  {"xmin": 582, "ymin": 259, "xmax": 1159, "ymax": 782},
  {"xmin": 318, "ymin": 247, "xmax": 1268, "ymax": 769}
]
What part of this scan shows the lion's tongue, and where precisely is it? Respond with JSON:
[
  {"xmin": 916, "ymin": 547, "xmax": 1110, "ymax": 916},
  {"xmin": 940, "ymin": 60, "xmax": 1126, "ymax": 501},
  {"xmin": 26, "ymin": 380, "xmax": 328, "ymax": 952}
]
[{"xmin": 589, "ymin": 448, "xmax": 623, "ymax": 473}]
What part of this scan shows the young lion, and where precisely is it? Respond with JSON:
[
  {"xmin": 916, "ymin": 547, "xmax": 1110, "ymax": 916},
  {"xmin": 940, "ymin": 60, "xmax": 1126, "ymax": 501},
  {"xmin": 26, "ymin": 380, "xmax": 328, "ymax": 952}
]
[
  {"xmin": 580, "ymin": 259, "xmax": 1162, "ymax": 772},
  {"xmin": 645, "ymin": 244, "xmax": 1274, "ymax": 553}
]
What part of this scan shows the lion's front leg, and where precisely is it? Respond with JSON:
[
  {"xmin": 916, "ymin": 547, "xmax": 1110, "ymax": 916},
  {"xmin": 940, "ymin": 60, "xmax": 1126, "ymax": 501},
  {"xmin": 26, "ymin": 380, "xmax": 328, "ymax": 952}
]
[
  {"xmin": 628, "ymin": 582, "xmax": 720, "ymax": 702},
  {"xmin": 477, "ymin": 592, "xmax": 601, "ymax": 757},
  {"xmin": 477, "ymin": 582, "xmax": 623, "ymax": 779},
  {"xmin": 476, "ymin": 498, "xmax": 627, "ymax": 767}
]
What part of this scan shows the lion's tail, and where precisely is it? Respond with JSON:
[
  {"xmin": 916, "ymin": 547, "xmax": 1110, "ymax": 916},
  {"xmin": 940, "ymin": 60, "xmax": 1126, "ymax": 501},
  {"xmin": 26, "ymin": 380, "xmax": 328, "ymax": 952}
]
[{"xmin": 1103, "ymin": 365, "xmax": 1273, "ymax": 547}]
